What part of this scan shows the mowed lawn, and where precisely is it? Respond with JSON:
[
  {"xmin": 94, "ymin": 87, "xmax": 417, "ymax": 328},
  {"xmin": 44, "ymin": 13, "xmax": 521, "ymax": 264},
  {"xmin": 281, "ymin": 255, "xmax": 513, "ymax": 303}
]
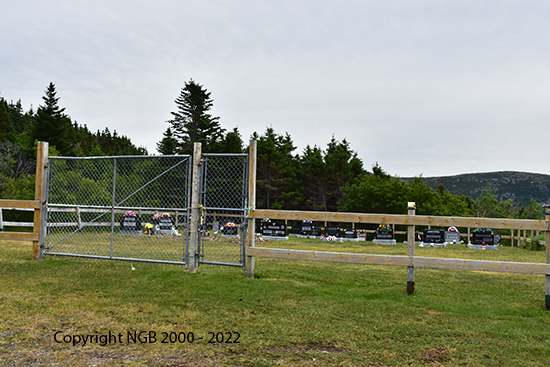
[{"xmin": 1, "ymin": 237, "xmax": 549, "ymax": 366}]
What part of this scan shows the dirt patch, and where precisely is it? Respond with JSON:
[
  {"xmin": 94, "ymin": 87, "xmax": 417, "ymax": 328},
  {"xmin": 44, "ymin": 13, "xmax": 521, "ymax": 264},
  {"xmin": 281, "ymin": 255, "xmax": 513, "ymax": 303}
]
[{"xmin": 421, "ymin": 345, "xmax": 455, "ymax": 365}]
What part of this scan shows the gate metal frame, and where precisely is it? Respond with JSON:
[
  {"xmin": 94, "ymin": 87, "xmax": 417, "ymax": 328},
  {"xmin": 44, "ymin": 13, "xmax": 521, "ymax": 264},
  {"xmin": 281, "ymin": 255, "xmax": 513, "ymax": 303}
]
[
  {"xmin": 43, "ymin": 150, "xmax": 251, "ymax": 269},
  {"xmin": 197, "ymin": 153, "xmax": 250, "ymax": 269},
  {"xmin": 44, "ymin": 155, "xmax": 192, "ymax": 265}
]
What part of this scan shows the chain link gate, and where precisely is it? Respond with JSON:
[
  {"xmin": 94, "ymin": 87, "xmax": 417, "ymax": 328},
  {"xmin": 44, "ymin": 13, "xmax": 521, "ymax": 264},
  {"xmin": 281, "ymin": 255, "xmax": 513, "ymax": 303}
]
[
  {"xmin": 197, "ymin": 154, "xmax": 249, "ymax": 268},
  {"xmin": 45, "ymin": 155, "xmax": 192, "ymax": 264},
  {"xmin": 44, "ymin": 152, "xmax": 250, "ymax": 268}
]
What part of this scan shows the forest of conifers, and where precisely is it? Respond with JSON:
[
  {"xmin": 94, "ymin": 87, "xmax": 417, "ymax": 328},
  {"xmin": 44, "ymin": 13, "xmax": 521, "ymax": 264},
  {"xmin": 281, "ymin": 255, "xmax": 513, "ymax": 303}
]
[{"xmin": 0, "ymin": 82, "xmax": 543, "ymax": 220}]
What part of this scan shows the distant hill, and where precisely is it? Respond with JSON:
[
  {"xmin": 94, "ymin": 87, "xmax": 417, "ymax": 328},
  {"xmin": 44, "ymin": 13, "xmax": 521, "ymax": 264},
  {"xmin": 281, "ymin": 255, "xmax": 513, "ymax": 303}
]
[{"xmin": 402, "ymin": 171, "xmax": 550, "ymax": 206}]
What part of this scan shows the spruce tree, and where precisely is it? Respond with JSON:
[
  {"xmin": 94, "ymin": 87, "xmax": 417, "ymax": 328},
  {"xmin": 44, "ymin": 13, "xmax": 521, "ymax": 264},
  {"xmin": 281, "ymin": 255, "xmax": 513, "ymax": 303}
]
[
  {"xmin": 167, "ymin": 79, "xmax": 224, "ymax": 154},
  {"xmin": 33, "ymin": 82, "xmax": 75, "ymax": 155},
  {"xmin": 0, "ymin": 98, "xmax": 11, "ymax": 142},
  {"xmin": 156, "ymin": 127, "xmax": 178, "ymax": 155}
]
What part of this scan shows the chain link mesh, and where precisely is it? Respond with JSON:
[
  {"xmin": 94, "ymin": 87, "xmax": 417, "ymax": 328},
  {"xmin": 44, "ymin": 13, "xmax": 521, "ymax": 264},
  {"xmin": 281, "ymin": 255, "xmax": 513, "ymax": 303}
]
[
  {"xmin": 46, "ymin": 155, "xmax": 191, "ymax": 264},
  {"xmin": 198, "ymin": 154, "xmax": 248, "ymax": 267},
  {"xmin": 45, "ymin": 153, "xmax": 249, "ymax": 267}
]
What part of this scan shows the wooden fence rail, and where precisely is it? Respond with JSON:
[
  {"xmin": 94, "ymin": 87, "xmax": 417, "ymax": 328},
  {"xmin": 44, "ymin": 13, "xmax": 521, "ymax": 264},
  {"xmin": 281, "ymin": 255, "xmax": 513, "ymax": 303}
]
[{"xmin": 246, "ymin": 207, "xmax": 550, "ymax": 310}]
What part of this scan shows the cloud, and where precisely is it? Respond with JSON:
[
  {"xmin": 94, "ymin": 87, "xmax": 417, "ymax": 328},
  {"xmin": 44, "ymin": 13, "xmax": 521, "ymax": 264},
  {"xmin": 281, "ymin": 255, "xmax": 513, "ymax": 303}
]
[{"xmin": 2, "ymin": 0, "xmax": 550, "ymax": 176}]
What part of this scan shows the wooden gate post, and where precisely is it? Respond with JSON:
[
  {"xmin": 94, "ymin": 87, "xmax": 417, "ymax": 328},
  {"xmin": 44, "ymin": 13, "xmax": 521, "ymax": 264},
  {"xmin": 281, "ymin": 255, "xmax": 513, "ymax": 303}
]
[
  {"xmin": 544, "ymin": 205, "xmax": 550, "ymax": 310},
  {"xmin": 407, "ymin": 202, "xmax": 416, "ymax": 295},
  {"xmin": 246, "ymin": 140, "xmax": 257, "ymax": 278},
  {"xmin": 32, "ymin": 141, "xmax": 48, "ymax": 260},
  {"xmin": 188, "ymin": 142, "xmax": 202, "ymax": 273}
]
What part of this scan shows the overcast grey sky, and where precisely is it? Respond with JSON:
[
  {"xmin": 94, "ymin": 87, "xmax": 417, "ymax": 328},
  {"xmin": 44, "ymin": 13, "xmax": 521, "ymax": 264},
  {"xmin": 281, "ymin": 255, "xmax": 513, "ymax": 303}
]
[{"xmin": 2, "ymin": 1, "xmax": 550, "ymax": 177}]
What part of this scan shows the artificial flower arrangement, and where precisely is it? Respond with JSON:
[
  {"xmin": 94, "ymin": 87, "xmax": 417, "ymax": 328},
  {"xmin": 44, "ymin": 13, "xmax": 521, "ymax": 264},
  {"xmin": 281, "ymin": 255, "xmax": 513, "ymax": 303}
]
[
  {"xmin": 326, "ymin": 235, "xmax": 338, "ymax": 241},
  {"xmin": 303, "ymin": 220, "xmax": 313, "ymax": 224},
  {"xmin": 473, "ymin": 227, "xmax": 492, "ymax": 233},
  {"xmin": 144, "ymin": 223, "xmax": 154, "ymax": 235},
  {"xmin": 448, "ymin": 226, "xmax": 458, "ymax": 232},
  {"xmin": 378, "ymin": 223, "xmax": 391, "ymax": 230},
  {"xmin": 225, "ymin": 222, "xmax": 236, "ymax": 227},
  {"xmin": 124, "ymin": 211, "xmax": 136, "ymax": 217}
]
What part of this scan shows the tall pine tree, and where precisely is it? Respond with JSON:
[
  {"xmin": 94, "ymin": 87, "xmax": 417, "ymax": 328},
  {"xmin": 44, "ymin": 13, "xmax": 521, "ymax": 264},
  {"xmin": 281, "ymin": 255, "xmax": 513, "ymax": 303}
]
[
  {"xmin": 33, "ymin": 82, "xmax": 76, "ymax": 155},
  {"xmin": 167, "ymin": 79, "xmax": 224, "ymax": 154}
]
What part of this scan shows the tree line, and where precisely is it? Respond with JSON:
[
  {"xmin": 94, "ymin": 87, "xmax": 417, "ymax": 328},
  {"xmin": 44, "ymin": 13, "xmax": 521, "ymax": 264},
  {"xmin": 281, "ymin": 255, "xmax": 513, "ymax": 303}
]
[{"xmin": 0, "ymin": 80, "xmax": 544, "ymax": 221}]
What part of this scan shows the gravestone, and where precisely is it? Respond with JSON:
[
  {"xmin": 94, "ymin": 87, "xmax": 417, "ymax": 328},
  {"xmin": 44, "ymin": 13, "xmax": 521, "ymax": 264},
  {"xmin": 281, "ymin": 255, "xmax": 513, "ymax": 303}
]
[
  {"xmin": 223, "ymin": 223, "xmax": 239, "ymax": 237},
  {"xmin": 300, "ymin": 221, "xmax": 321, "ymax": 238},
  {"xmin": 341, "ymin": 228, "xmax": 360, "ymax": 242},
  {"xmin": 325, "ymin": 225, "xmax": 340, "ymax": 237},
  {"xmin": 157, "ymin": 215, "xmax": 175, "ymax": 235},
  {"xmin": 444, "ymin": 230, "xmax": 461, "ymax": 244},
  {"xmin": 470, "ymin": 228, "xmax": 499, "ymax": 249},
  {"xmin": 419, "ymin": 229, "xmax": 446, "ymax": 247},
  {"xmin": 119, "ymin": 214, "xmax": 141, "ymax": 234},
  {"xmin": 259, "ymin": 221, "xmax": 288, "ymax": 239},
  {"xmin": 373, "ymin": 224, "xmax": 396, "ymax": 244}
]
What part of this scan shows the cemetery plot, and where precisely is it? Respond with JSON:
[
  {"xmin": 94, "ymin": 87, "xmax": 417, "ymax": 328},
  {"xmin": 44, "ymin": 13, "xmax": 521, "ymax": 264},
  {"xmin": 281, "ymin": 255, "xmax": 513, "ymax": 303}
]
[
  {"xmin": 152, "ymin": 213, "xmax": 177, "ymax": 235},
  {"xmin": 258, "ymin": 220, "xmax": 288, "ymax": 240},
  {"xmin": 469, "ymin": 228, "xmax": 500, "ymax": 250},
  {"xmin": 294, "ymin": 220, "xmax": 322, "ymax": 238},
  {"xmin": 119, "ymin": 211, "xmax": 142, "ymax": 235},
  {"xmin": 324, "ymin": 224, "xmax": 340, "ymax": 237},
  {"xmin": 419, "ymin": 229, "xmax": 446, "ymax": 247},
  {"xmin": 341, "ymin": 228, "xmax": 360, "ymax": 242},
  {"xmin": 373, "ymin": 223, "xmax": 396, "ymax": 244},
  {"xmin": 221, "ymin": 222, "xmax": 240, "ymax": 237},
  {"xmin": 419, "ymin": 227, "xmax": 462, "ymax": 247}
]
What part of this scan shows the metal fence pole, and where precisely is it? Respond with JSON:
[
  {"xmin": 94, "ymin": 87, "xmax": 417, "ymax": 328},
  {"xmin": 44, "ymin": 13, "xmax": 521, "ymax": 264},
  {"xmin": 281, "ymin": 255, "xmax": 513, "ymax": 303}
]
[
  {"xmin": 407, "ymin": 203, "xmax": 416, "ymax": 295},
  {"xmin": 109, "ymin": 158, "xmax": 117, "ymax": 258},
  {"xmin": 247, "ymin": 140, "xmax": 257, "ymax": 278},
  {"xmin": 189, "ymin": 143, "xmax": 202, "ymax": 273}
]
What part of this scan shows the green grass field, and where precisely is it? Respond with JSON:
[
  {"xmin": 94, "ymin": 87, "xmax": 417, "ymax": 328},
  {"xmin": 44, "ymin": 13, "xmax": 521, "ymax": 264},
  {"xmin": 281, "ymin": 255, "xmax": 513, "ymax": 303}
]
[
  {"xmin": 45, "ymin": 230, "xmax": 244, "ymax": 265},
  {"xmin": 1, "ymin": 238, "xmax": 549, "ymax": 366}
]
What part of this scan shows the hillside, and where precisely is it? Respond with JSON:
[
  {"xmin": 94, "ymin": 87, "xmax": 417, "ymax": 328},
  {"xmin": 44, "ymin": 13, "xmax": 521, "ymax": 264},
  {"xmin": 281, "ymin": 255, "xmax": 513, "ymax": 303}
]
[{"xmin": 403, "ymin": 171, "xmax": 550, "ymax": 206}]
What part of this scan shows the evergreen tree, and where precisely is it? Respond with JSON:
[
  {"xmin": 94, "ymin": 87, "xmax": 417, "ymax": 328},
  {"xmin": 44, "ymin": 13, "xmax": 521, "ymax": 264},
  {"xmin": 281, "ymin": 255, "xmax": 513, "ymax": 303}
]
[
  {"xmin": 300, "ymin": 145, "xmax": 328, "ymax": 210},
  {"xmin": 33, "ymin": 82, "xmax": 76, "ymax": 155},
  {"xmin": 167, "ymin": 79, "xmax": 224, "ymax": 154},
  {"xmin": 324, "ymin": 137, "xmax": 364, "ymax": 211},
  {"xmin": 221, "ymin": 127, "xmax": 244, "ymax": 153},
  {"xmin": 254, "ymin": 128, "xmax": 302, "ymax": 209},
  {"xmin": 0, "ymin": 98, "xmax": 11, "ymax": 142},
  {"xmin": 156, "ymin": 127, "xmax": 178, "ymax": 155}
]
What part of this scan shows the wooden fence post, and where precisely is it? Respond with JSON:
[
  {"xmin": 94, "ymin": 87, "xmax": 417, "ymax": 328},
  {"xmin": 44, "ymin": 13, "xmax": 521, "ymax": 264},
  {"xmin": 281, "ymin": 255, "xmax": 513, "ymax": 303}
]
[
  {"xmin": 544, "ymin": 206, "xmax": 550, "ymax": 310},
  {"xmin": 407, "ymin": 203, "xmax": 416, "ymax": 295},
  {"xmin": 32, "ymin": 142, "xmax": 48, "ymax": 260},
  {"xmin": 247, "ymin": 140, "xmax": 257, "ymax": 278},
  {"xmin": 188, "ymin": 142, "xmax": 202, "ymax": 273}
]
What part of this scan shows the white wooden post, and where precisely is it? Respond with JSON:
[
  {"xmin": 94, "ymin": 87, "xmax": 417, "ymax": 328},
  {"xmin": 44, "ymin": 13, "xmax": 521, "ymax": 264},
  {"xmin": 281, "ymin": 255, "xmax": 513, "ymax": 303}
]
[
  {"xmin": 33, "ymin": 141, "xmax": 48, "ymax": 260},
  {"xmin": 188, "ymin": 142, "xmax": 202, "ymax": 273}
]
